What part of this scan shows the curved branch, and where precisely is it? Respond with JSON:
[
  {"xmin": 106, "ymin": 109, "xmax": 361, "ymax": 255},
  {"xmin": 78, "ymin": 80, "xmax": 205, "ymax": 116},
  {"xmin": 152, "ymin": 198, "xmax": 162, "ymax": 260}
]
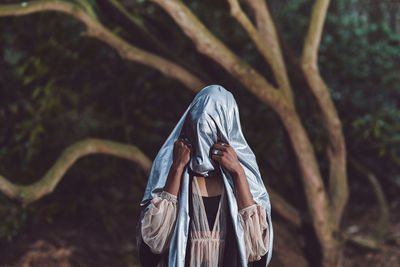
[
  {"xmin": 105, "ymin": 0, "xmax": 171, "ymax": 57},
  {"xmin": 106, "ymin": 0, "xmax": 145, "ymax": 30},
  {"xmin": 244, "ymin": 0, "xmax": 294, "ymax": 105},
  {"xmin": 0, "ymin": 138, "xmax": 152, "ymax": 206},
  {"xmin": 349, "ymin": 156, "xmax": 389, "ymax": 242},
  {"xmin": 148, "ymin": 0, "xmax": 337, "ymax": 254},
  {"xmin": 334, "ymin": 155, "xmax": 392, "ymax": 251},
  {"xmin": 0, "ymin": 0, "xmax": 205, "ymax": 92},
  {"xmin": 76, "ymin": 0, "xmax": 97, "ymax": 19},
  {"xmin": 300, "ymin": 0, "xmax": 348, "ymax": 227},
  {"xmin": 301, "ymin": 0, "xmax": 330, "ymax": 68},
  {"xmin": 104, "ymin": 0, "xmax": 211, "ymax": 83},
  {"xmin": 226, "ymin": 0, "xmax": 290, "ymax": 99},
  {"xmin": 269, "ymin": 189, "xmax": 302, "ymax": 228},
  {"xmin": 0, "ymin": 2, "xmax": 340, "ymax": 258},
  {"xmin": 0, "ymin": 138, "xmax": 303, "ymax": 228},
  {"xmin": 150, "ymin": 0, "xmax": 286, "ymax": 110},
  {"xmin": 342, "ymin": 232, "xmax": 381, "ymax": 250}
]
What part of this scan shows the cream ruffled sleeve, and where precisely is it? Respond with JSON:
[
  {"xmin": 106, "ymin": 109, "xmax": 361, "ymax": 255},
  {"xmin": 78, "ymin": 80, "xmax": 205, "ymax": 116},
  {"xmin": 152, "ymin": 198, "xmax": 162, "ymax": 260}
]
[
  {"xmin": 239, "ymin": 203, "xmax": 270, "ymax": 262},
  {"xmin": 141, "ymin": 190, "xmax": 178, "ymax": 254}
]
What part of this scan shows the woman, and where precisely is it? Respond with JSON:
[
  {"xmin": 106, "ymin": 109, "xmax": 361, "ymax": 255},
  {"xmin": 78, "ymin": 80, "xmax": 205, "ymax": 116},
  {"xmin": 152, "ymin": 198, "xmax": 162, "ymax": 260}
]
[{"xmin": 136, "ymin": 85, "xmax": 274, "ymax": 266}]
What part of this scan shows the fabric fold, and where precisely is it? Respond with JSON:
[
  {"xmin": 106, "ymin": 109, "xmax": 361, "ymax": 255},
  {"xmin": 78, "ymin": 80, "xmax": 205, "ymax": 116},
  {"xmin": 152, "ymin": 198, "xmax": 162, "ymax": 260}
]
[
  {"xmin": 239, "ymin": 204, "xmax": 270, "ymax": 262},
  {"xmin": 137, "ymin": 85, "xmax": 274, "ymax": 267},
  {"xmin": 142, "ymin": 188, "xmax": 270, "ymax": 264},
  {"xmin": 141, "ymin": 191, "xmax": 178, "ymax": 254}
]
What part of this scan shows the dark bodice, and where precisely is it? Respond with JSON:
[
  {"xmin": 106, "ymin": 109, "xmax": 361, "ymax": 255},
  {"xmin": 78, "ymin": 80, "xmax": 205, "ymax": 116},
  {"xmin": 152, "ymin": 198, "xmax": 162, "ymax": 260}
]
[{"xmin": 202, "ymin": 194, "xmax": 221, "ymax": 230}]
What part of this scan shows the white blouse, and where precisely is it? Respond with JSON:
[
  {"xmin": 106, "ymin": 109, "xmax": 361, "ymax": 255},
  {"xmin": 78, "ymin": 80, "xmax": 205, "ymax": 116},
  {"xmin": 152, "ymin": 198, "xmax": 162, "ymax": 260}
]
[{"xmin": 141, "ymin": 177, "xmax": 269, "ymax": 266}]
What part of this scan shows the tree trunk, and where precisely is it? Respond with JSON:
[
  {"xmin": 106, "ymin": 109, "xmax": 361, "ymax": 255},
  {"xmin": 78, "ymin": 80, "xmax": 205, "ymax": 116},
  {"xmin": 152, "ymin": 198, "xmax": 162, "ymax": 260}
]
[{"xmin": 0, "ymin": 1, "xmax": 352, "ymax": 266}]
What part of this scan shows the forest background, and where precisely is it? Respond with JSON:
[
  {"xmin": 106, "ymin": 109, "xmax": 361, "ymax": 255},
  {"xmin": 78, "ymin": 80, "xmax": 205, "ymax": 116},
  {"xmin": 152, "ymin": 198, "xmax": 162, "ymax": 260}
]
[{"xmin": 0, "ymin": 0, "xmax": 399, "ymax": 266}]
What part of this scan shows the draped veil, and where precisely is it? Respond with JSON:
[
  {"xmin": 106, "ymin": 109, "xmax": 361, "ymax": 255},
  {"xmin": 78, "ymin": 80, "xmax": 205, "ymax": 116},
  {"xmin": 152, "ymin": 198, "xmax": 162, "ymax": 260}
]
[{"xmin": 136, "ymin": 85, "xmax": 274, "ymax": 266}]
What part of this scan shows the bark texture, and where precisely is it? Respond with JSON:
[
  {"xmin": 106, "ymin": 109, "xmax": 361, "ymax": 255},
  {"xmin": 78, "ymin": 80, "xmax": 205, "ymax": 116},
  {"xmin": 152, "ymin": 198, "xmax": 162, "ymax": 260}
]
[
  {"xmin": 0, "ymin": 1, "xmax": 350, "ymax": 266},
  {"xmin": 0, "ymin": 137, "xmax": 299, "ymax": 234},
  {"xmin": 0, "ymin": 0, "xmax": 205, "ymax": 92},
  {"xmin": 0, "ymin": 138, "xmax": 152, "ymax": 206}
]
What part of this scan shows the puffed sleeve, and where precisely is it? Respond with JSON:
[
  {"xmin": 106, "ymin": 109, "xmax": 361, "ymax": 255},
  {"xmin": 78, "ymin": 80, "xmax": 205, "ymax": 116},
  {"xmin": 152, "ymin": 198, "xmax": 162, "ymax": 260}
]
[
  {"xmin": 141, "ymin": 190, "xmax": 178, "ymax": 254},
  {"xmin": 238, "ymin": 203, "xmax": 270, "ymax": 262}
]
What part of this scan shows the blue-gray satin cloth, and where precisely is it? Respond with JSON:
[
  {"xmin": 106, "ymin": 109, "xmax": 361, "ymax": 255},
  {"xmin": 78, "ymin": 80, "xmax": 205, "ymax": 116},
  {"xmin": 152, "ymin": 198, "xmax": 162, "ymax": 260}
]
[{"xmin": 136, "ymin": 85, "xmax": 274, "ymax": 266}]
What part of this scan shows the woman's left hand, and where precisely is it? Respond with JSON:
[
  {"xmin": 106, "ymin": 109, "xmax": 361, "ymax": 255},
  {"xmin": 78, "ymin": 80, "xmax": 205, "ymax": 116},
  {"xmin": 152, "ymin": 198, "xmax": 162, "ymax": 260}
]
[
  {"xmin": 211, "ymin": 141, "xmax": 244, "ymax": 175},
  {"xmin": 211, "ymin": 142, "xmax": 254, "ymax": 209}
]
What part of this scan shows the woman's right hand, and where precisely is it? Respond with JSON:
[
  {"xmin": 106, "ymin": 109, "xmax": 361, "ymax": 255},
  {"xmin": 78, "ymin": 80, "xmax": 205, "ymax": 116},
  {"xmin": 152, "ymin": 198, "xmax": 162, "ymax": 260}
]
[
  {"xmin": 164, "ymin": 138, "xmax": 192, "ymax": 196},
  {"xmin": 172, "ymin": 138, "xmax": 192, "ymax": 169}
]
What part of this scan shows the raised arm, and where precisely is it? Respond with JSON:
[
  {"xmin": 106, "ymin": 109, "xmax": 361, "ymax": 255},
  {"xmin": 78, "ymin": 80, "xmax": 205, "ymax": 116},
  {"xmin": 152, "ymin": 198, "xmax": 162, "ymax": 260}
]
[
  {"xmin": 211, "ymin": 142, "xmax": 254, "ymax": 209},
  {"xmin": 141, "ymin": 138, "xmax": 192, "ymax": 254},
  {"xmin": 211, "ymin": 141, "xmax": 269, "ymax": 262},
  {"xmin": 163, "ymin": 138, "xmax": 192, "ymax": 196}
]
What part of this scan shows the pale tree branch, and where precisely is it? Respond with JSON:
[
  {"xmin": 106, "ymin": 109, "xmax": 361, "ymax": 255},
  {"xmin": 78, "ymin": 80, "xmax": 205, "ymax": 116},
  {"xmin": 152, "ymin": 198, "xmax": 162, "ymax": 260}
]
[
  {"xmin": 226, "ymin": 0, "xmax": 290, "ymax": 99},
  {"xmin": 349, "ymin": 156, "xmax": 389, "ymax": 243},
  {"xmin": 105, "ymin": 0, "xmax": 167, "ymax": 54},
  {"xmin": 244, "ymin": 0, "xmax": 294, "ymax": 105},
  {"xmin": 342, "ymin": 233, "xmax": 381, "ymax": 250},
  {"xmin": 301, "ymin": 0, "xmax": 348, "ymax": 228},
  {"xmin": 105, "ymin": 0, "xmax": 210, "ymax": 83},
  {"xmin": 280, "ymin": 110, "xmax": 334, "ymax": 248},
  {"xmin": 301, "ymin": 0, "xmax": 330, "ymax": 68},
  {"xmin": 106, "ymin": 0, "xmax": 144, "ymax": 30},
  {"xmin": 150, "ymin": 0, "xmax": 286, "ymax": 110},
  {"xmin": 148, "ymin": 0, "xmax": 338, "ymax": 258},
  {"xmin": 0, "ymin": 138, "xmax": 152, "ymax": 206},
  {"xmin": 330, "ymin": 155, "xmax": 392, "ymax": 251},
  {"xmin": 0, "ymin": 138, "xmax": 302, "ymax": 228},
  {"xmin": 269, "ymin": 189, "xmax": 302, "ymax": 228},
  {"xmin": 0, "ymin": 0, "xmax": 304, "ymax": 231},
  {"xmin": 76, "ymin": 0, "xmax": 97, "ymax": 19},
  {"xmin": 227, "ymin": 0, "xmax": 338, "ymax": 252},
  {"xmin": 0, "ymin": 2, "xmax": 346, "ymax": 263},
  {"xmin": 0, "ymin": 0, "xmax": 205, "ymax": 92}
]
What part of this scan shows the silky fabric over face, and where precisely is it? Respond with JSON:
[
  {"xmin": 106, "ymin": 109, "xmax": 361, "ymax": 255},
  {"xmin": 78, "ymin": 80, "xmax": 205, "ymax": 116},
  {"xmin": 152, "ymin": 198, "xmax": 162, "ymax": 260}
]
[
  {"xmin": 180, "ymin": 95, "xmax": 231, "ymax": 177},
  {"xmin": 137, "ymin": 85, "xmax": 274, "ymax": 266}
]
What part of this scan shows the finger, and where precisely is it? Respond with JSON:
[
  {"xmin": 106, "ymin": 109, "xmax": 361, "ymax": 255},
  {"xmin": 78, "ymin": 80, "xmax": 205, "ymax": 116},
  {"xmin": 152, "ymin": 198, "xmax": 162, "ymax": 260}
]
[
  {"xmin": 211, "ymin": 154, "xmax": 222, "ymax": 162},
  {"xmin": 212, "ymin": 144, "xmax": 228, "ymax": 151},
  {"xmin": 182, "ymin": 142, "xmax": 193, "ymax": 151},
  {"xmin": 174, "ymin": 140, "xmax": 181, "ymax": 147},
  {"xmin": 221, "ymin": 142, "xmax": 230, "ymax": 148},
  {"xmin": 177, "ymin": 140, "xmax": 184, "ymax": 147},
  {"xmin": 185, "ymin": 145, "xmax": 193, "ymax": 152},
  {"xmin": 183, "ymin": 140, "xmax": 193, "ymax": 149},
  {"xmin": 212, "ymin": 149, "xmax": 227, "ymax": 158},
  {"xmin": 211, "ymin": 149, "xmax": 218, "ymax": 156},
  {"xmin": 186, "ymin": 144, "xmax": 193, "ymax": 151},
  {"xmin": 217, "ymin": 141, "xmax": 230, "ymax": 146},
  {"xmin": 179, "ymin": 136, "xmax": 188, "ymax": 142},
  {"xmin": 213, "ymin": 143, "xmax": 226, "ymax": 148},
  {"xmin": 178, "ymin": 142, "xmax": 187, "ymax": 150}
]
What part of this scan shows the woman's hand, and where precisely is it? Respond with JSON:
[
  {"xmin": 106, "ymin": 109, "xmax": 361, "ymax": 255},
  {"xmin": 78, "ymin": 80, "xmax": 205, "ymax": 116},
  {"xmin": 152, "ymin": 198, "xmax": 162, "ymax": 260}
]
[
  {"xmin": 164, "ymin": 138, "xmax": 193, "ymax": 196},
  {"xmin": 172, "ymin": 138, "xmax": 192, "ymax": 169},
  {"xmin": 211, "ymin": 141, "xmax": 255, "ymax": 209},
  {"xmin": 210, "ymin": 141, "xmax": 244, "ymax": 176}
]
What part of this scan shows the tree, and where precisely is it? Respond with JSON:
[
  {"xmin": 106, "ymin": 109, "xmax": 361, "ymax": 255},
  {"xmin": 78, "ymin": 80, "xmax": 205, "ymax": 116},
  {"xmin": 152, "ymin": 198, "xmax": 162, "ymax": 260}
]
[{"xmin": 0, "ymin": 0, "xmax": 349, "ymax": 266}]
